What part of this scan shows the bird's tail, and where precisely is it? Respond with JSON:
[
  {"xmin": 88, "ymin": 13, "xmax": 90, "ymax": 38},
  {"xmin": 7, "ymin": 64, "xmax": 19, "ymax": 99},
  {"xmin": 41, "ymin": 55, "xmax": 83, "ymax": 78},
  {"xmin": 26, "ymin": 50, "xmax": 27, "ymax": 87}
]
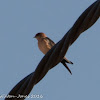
[
  {"xmin": 61, "ymin": 60, "xmax": 72, "ymax": 75},
  {"xmin": 63, "ymin": 57, "xmax": 73, "ymax": 64}
]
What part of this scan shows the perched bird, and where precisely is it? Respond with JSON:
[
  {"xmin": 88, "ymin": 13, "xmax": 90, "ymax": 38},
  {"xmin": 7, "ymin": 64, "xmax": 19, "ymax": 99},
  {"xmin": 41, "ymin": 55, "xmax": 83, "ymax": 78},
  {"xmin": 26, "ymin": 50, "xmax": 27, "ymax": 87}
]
[
  {"xmin": 34, "ymin": 32, "xmax": 73, "ymax": 74},
  {"xmin": 5, "ymin": 1, "xmax": 100, "ymax": 99}
]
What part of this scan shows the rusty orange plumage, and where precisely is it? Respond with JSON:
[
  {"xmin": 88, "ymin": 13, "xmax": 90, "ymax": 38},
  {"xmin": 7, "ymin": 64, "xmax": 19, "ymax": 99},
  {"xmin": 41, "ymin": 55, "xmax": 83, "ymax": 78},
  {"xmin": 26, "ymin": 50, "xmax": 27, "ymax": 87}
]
[{"xmin": 34, "ymin": 32, "xmax": 73, "ymax": 74}]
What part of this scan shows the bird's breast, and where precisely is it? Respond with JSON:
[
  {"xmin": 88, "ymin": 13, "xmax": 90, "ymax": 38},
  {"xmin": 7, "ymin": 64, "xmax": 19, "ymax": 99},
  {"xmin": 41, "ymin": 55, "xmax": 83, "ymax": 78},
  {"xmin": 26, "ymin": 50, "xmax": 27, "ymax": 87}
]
[{"xmin": 38, "ymin": 40, "xmax": 51, "ymax": 54}]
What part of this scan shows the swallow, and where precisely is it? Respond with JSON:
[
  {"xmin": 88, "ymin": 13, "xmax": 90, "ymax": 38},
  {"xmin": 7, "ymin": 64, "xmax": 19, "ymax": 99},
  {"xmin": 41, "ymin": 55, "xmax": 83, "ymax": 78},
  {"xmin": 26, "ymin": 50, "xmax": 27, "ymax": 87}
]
[{"xmin": 34, "ymin": 32, "xmax": 73, "ymax": 74}]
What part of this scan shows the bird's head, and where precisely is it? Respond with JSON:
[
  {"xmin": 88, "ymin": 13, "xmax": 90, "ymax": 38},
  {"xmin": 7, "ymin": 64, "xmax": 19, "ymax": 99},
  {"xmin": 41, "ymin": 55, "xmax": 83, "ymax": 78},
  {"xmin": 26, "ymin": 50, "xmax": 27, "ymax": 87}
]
[{"xmin": 34, "ymin": 32, "xmax": 47, "ymax": 40}]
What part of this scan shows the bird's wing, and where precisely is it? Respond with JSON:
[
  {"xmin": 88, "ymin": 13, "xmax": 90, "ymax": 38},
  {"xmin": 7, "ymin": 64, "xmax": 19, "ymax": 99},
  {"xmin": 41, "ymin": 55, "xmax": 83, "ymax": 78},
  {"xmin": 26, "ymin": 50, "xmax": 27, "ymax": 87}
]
[{"xmin": 44, "ymin": 37, "xmax": 55, "ymax": 47}]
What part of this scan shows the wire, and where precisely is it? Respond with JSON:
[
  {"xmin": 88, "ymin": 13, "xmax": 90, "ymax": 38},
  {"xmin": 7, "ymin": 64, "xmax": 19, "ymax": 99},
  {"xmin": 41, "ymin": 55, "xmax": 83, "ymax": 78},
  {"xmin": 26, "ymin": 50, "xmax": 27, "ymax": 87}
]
[{"xmin": 5, "ymin": 0, "xmax": 100, "ymax": 100}]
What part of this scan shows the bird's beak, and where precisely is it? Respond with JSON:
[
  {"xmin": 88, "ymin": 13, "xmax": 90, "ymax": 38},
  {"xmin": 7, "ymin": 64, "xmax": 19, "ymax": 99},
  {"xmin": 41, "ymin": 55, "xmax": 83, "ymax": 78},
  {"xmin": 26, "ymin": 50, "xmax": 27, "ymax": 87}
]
[{"xmin": 33, "ymin": 36, "xmax": 36, "ymax": 38}]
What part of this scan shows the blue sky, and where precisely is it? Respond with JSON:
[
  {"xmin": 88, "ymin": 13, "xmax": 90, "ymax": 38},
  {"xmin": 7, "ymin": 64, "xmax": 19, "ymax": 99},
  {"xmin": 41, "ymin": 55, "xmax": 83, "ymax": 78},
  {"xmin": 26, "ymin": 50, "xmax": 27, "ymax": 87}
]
[{"xmin": 0, "ymin": 0, "xmax": 100, "ymax": 100}]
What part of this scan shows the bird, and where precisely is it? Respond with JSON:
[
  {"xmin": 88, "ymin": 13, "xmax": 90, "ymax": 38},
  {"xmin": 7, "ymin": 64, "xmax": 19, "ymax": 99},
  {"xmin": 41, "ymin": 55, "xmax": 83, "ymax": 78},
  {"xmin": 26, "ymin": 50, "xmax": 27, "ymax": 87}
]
[
  {"xmin": 34, "ymin": 32, "xmax": 73, "ymax": 74},
  {"xmin": 5, "ymin": 1, "xmax": 100, "ymax": 99}
]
